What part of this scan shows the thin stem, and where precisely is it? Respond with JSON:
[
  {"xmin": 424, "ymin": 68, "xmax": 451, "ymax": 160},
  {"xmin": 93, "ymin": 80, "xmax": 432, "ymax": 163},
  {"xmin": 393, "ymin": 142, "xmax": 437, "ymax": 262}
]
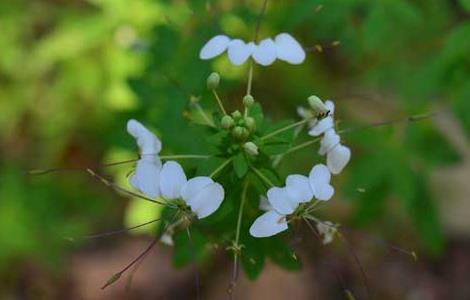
[
  {"xmin": 244, "ymin": 0, "xmax": 268, "ymax": 99},
  {"xmin": 250, "ymin": 166, "xmax": 274, "ymax": 188},
  {"xmin": 272, "ymin": 123, "xmax": 305, "ymax": 167},
  {"xmin": 27, "ymin": 157, "xmax": 140, "ymax": 175},
  {"xmin": 80, "ymin": 218, "xmax": 161, "ymax": 240},
  {"xmin": 246, "ymin": 63, "xmax": 254, "ymax": 97},
  {"xmin": 160, "ymin": 154, "xmax": 210, "ymax": 160},
  {"xmin": 228, "ymin": 181, "xmax": 249, "ymax": 298},
  {"xmin": 261, "ymin": 119, "xmax": 310, "ymax": 141},
  {"xmin": 209, "ymin": 157, "xmax": 234, "ymax": 178},
  {"xmin": 101, "ymin": 238, "xmax": 158, "ymax": 289},
  {"xmin": 212, "ymin": 90, "xmax": 227, "ymax": 115},
  {"xmin": 194, "ymin": 102, "xmax": 216, "ymax": 127},
  {"xmin": 86, "ymin": 168, "xmax": 170, "ymax": 207}
]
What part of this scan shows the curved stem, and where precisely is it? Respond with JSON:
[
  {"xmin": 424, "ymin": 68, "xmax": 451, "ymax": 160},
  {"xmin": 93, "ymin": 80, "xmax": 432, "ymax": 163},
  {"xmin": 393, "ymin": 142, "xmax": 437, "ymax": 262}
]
[
  {"xmin": 209, "ymin": 157, "xmax": 234, "ymax": 178},
  {"xmin": 160, "ymin": 154, "xmax": 210, "ymax": 160},
  {"xmin": 250, "ymin": 166, "xmax": 274, "ymax": 188},
  {"xmin": 212, "ymin": 90, "xmax": 227, "ymax": 115},
  {"xmin": 261, "ymin": 119, "xmax": 310, "ymax": 141},
  {"xmin": 228, "ymin": 180, "xmax": 249, "ymax": 299}
]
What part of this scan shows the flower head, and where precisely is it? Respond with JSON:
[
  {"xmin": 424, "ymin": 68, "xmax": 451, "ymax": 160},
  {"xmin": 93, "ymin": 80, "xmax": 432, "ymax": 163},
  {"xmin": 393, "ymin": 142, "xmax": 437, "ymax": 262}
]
[
  {"xmin": 199, "ymin": 33, "xmax": 305, "ymax": 66},
  {"xmin": 127, "ymin": 119, "xmax": 162, "ymax": 198},
  {"xmin": 307, "ymin": 101, "xmax": 351, "ymax": 174},
  {"xmin": 159, "ymin": 161, "xmax": 225, "ymax": 219},
  {"xmin": 249, "ymin": 164, "xmax": 333, "ymax": 238}
]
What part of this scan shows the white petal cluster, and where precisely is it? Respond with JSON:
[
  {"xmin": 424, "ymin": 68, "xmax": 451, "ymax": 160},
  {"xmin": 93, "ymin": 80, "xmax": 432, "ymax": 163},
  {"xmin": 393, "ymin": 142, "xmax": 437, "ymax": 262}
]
[
  {"xmin": 127, "ymin": 119, "xmax": 162, "ymax": 198},
  {"xmin": 127, "ymin": 120, "xmax": 225, "ymax": 219},
  {"xmin": 307, "ymin": 101, "xmax": 351, "ymax": 174},
  {"xmin": 249, "ymin": 164, "xmax": 333, "ymax": 238},
  {"xmin": 199, "ymin": 33, "xmax": 306, "ymax": 66}
]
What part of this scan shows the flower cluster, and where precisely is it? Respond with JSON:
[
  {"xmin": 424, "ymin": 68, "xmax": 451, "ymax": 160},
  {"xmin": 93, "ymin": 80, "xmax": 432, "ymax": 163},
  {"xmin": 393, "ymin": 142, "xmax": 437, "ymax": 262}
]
[
  {"xmin": 200, "ymin": 33, "xmax": 305, "ymax": 66},
  {"xmin": 249, "ymin": 164, "xmax": 334, "ymax": 237}
]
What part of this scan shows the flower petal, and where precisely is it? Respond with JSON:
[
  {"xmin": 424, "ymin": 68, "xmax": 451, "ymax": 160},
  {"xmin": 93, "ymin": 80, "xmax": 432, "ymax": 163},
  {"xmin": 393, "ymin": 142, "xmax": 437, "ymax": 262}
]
[
  {"xmin": 267, "ymin": 187, "xmax": 298, "ymax": 215},
  {"xmin": 129, "ymin": 157, "xmax": 161, "ymax": 198},
  {"xmin": 327, "ymin": 144, "xmax": 351, "ymax": 175},
  {"xmin": 159, "ymin": 161, "xmax": 187, "ymax": 199},
  {"xmin": 127, "ymin": 119, "xmax": 162, "ymax": 155},
  {"xmin": 319, "ymin": 129, "xmax": 340, "ymax": 155},
  {"xmin": 189, "ymin": 182, "xmax": 224, "ymax": 219},
  {"xmin": 199, "ymin": 35, "xmax": 231, "ymax": 59},
  {"xmin": 227, "ymin": 39, "xmax": 253, "ymax": 65},
  {"xmin": 308, "ymin": 116, "xmax": 334, "ymax": 136},
  {"xmin": 309, "ymin": 164, "xmax": 334, "ymax": 201},
  {"xmin": 324, "ymin": 100, "xmax": 335, "ymax": 115},
  {"xmin": 249, "ymin": 210, "xmax": 288, "ymax": 238},
  {"xmin": 274, "ymin": 33, "xmax": 305, "ymax": 64},
  {"xmin": 181, "ymin": 176, "xmax": 213, "ymax": 204},
  {"xmin": 252, "ymin": 38, "xmax": 277, "ymax": 66},
  {"xmin": 285, "ymin": 174, "xmax": 313, "ymax": 203}
]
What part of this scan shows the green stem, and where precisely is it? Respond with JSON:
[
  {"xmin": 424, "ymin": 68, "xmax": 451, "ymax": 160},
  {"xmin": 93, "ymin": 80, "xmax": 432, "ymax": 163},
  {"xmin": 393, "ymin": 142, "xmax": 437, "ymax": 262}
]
[
  {"xmin": 250, "ymin": 166, "xmax": 275, "ymax": 187},
  {"xmin": 194, "ymin": 102, "xmax": 216, "ymax": 127},
  {"xmin": 209, "ymin": 157, "xmax": 233, "ymax": 178},
  {"xmin": 246, "ymin": 63, "xmax": 254, "ymax": 97},
  {"xmin": 261, "ymin": 118, "xmax": 310, "ymax": 141},
  {"xmin": 212, "ymin": 90, "xmax": 227, "ymax": 115},
  {"xmin": 160, "ymin": 154, "xmax": 210, "ymax": 160}
]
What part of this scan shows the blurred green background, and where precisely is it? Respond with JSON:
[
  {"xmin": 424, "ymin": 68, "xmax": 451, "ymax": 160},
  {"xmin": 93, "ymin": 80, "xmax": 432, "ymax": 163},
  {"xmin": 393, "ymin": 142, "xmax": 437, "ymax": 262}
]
[{"xmin": 1, "ymin": 0, "xmax": 470, "ymax": 299}]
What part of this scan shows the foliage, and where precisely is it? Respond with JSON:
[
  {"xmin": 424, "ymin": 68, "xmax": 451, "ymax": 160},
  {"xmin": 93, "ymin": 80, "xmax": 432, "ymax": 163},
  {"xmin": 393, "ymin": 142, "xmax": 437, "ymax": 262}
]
[{"xmin": 0, "ymin": 0, "xmax": 469, "ymax": 295}]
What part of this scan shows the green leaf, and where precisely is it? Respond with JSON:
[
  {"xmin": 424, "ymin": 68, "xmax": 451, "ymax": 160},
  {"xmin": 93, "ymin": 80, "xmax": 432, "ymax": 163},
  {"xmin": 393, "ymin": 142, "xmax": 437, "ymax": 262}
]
[{"xmin": 233, "ymin": 152, "xmax": 249, "ymax": 178}]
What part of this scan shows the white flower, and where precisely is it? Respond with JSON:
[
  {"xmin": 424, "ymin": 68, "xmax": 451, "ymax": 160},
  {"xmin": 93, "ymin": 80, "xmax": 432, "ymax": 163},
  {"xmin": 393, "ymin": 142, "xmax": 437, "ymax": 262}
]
[
  {"xmin": 159, "ymin": 161, "xmax": 225, "ymax": 219},
  {"xmin": 249, "ymin": 164, "xmax": 333, "ymax": 238},
  {"xmin": 127, "ymin": 119, "xmax": 162, "ymax": 198},
  {"xmin": 307, "ymin": 101, "xmax": 351, "ymax": 174},
  {"xmin": 199, "ymin": 33, "xmax": 305, "ymax": 66},
  {"xmin": 127, "ymin": 119, "xmax": 162, "ymax": 156}
]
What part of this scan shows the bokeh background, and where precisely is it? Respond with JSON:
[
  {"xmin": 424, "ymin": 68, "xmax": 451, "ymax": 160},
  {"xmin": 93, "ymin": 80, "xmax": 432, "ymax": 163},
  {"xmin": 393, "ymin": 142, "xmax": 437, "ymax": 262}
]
[{"xmin": 1, "ymin": 0, "xmax": 470, "ymax": 299}]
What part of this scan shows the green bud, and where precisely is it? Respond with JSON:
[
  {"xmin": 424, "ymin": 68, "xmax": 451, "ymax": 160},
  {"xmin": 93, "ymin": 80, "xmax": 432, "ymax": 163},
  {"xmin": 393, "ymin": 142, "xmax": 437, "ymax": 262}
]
[
  {"xmin": 243, "ymin": 142, "xmax": 259, "ymax": 156},
  {"xmin": 231, "ymin": 110, "xmax": 242, "ymax": 120},
  {"xmin": 244, "ymin": 117, "xmax": 256, "ymax": 132},
  {"xmin": 206, "ymin": 72, "xmax": 220, "ymax": 90},
  {"xmin": 307, "ymin": 95, "xmax": 328, "ymax": 116},
  {"xmin": 232, "ymin": 126, "xmax": 244, "ymax": 139},
  {"xmin": 221, "ymin": 115, "xmax": 235, "ymax": 129},
  {"xmin": 243, "ymin": 95, "xmax": 255, "ymax": 107},
  {"xmin": 240, "ymin": 128, "xmax": 250, "ymax": 139}
]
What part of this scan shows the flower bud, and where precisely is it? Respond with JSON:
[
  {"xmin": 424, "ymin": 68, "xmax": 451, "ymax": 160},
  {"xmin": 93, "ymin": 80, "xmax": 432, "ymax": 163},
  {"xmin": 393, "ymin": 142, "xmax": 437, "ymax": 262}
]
[
  {"xmin": 206, "ymin": 72, "xmax": 220, "ymax": 90},
  {"xmin": 221, "ymin": 115, "xmax": 235, "ymax": 129},
  {"xmin": 244, "ymin": 117, "xmax": 256, "ymax": 132},
  {"xmin": 243, "ymin": 142, "xmax": 259, "ymax": 156},
  {"xmin": 232, "ymin": 126, "xmax": 244, "ymax": 139},
  {"xmin": 240, "ymin": 128, "xmax": 250, "ymax": 139},
  {"xmin": 243, "ymin": 95, "xmax": 254, "ymax": 107},
  {"xmin": 231, "ymin": 110, "xmax": 242, "ymax": 120},
  {"xmin": 307, "ymin": 95, "xmax": 328, "ymax": 116}
]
